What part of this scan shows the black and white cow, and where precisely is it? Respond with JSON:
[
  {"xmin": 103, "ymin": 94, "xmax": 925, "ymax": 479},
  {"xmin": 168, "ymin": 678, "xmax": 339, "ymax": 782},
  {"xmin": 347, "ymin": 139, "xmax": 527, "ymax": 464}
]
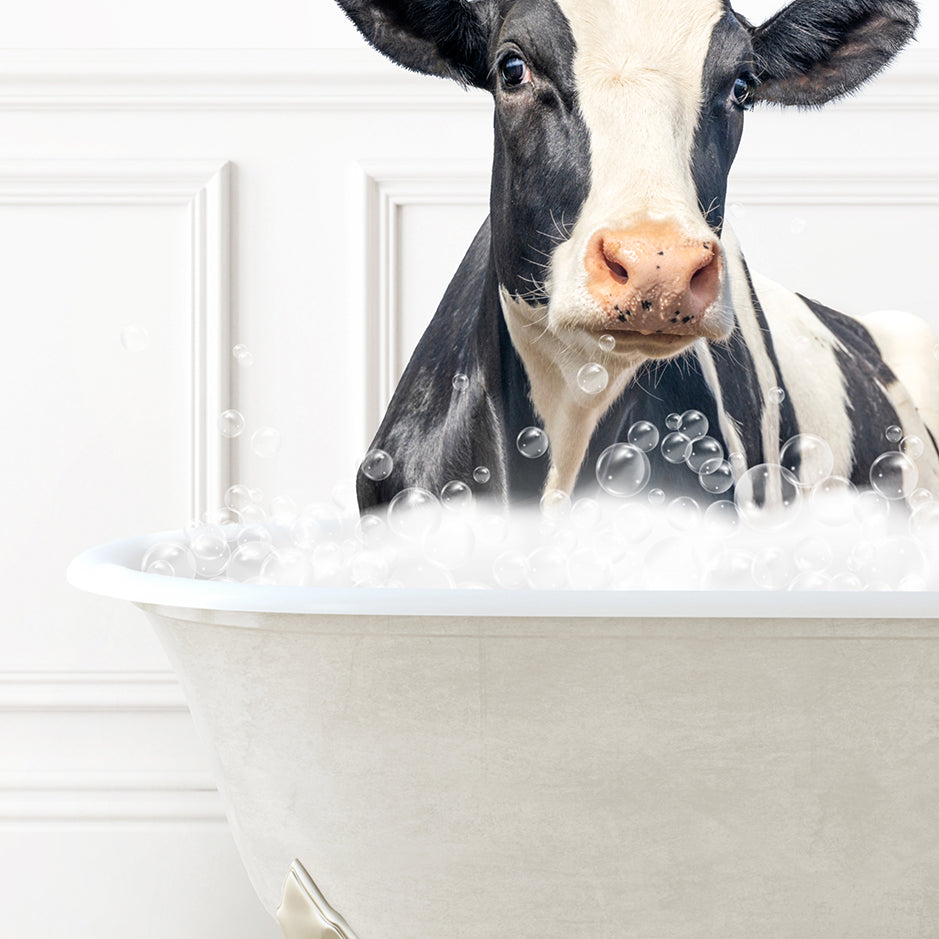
[{"xmin": 344, "ymin": 0, "xmax": 939, "ymax": 510}]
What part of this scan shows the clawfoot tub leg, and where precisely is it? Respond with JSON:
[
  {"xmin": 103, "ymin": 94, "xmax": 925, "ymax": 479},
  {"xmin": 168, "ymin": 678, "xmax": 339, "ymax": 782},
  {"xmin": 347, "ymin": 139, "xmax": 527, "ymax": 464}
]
[{"xmin": 276, "ymin": 860, "xmax": 360, "ymax": 939}]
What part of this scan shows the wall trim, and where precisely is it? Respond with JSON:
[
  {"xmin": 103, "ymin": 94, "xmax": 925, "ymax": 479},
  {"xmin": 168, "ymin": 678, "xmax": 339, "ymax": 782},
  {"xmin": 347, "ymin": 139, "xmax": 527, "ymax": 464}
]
[
  {"xmin": 0, "ymin": 47, "xmax": 935, "ymax": 111},
  {"xmin": 0, "ymin": 159, "xmax": 232, "ymax": 521},
  {"xmin": 0, "ymin": 670, "xmax": 184, "ymax": 711}
]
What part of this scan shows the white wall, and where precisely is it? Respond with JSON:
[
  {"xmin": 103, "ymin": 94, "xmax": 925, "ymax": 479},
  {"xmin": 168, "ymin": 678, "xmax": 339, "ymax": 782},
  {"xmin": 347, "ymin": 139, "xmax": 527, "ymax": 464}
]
[{"xmin": 1, "ymin": 3, "xmax": 938, "ymax": 938}]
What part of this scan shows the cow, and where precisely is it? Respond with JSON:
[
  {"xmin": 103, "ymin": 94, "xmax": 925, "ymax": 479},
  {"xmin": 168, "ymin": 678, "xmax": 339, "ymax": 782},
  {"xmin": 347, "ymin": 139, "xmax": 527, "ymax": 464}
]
[{"xmin": 343, "ymin": 0, "xmax": 939, "ymax": 512}]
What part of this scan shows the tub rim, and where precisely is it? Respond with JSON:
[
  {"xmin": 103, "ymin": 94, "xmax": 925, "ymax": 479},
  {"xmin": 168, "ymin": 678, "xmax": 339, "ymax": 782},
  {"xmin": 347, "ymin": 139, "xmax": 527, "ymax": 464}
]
[{"xmin": 67, "ymin": 530, "xmax": 939, "ymax": 620}]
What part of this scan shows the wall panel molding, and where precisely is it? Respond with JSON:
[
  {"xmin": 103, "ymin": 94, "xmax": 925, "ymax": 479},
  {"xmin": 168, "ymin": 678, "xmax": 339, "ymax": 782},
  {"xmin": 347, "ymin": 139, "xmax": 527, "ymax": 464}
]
[
  {"xmin": 0, "ymin": 48, "xmax": 935, "ymax": 111},
  {"xmin": 0, "ymin": 159, "xmax": 232, "ymax": 520}
]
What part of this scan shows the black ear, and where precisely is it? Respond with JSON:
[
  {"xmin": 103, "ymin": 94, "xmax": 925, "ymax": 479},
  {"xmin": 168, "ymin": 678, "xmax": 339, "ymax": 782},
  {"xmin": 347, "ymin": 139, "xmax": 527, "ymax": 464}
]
[
  {"xmin": 336, "ymin": 0, "xmax": 498, "ymax": 88},
  {"xmin": 749, "ymin": 0, "xmax": 919, "ymax": 106}
]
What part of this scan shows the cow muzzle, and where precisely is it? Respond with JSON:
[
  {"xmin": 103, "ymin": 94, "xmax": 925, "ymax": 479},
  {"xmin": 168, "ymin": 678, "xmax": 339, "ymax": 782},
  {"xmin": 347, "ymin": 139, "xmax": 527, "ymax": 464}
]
[{"xmin": 583, "ymin": 220, "xmax": 724, "ymax": 347}]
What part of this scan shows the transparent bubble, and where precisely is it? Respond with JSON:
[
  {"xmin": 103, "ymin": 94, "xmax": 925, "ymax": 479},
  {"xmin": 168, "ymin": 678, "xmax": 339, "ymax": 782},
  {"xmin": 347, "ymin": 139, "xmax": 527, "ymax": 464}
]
[
  {"xmin": 251, "ymin": 427, "xmax": 281, "ymax": 459},
  {"xmin": 232, "ymin": 344, "xmax": 254, "ymax": 367},
  {"xmin": 686, "ymin": 436, "xmax": 723, "ymax": 474},
  {"xmin": 704, "ymin": 548, "xmax": 755, "ymax": 590},
  {"xmin": 493, "ymin": 550, "xmax": 529, "ymax": 589},
  {"xmin": 576, "ymin": 362, "xmax": 609, "ymax": 395},
  {"xmin": 188, "ymin": 526, "xmax": 230, "ymax": 577},
  {"xmin": 704, "ymin": 499, "xmax": 739, "ymax": 529},
  {"xmin": 789, "ymin": 216, "xmax": 807, "ymax": 236},
  {"xmin": 870, "ymin": 451, "xmax": 917, "ymax": 501},
  {"xmin": 779, "ymin": 434, "xmax": 834, "ymax": 488},
  {"xmin": 666, "ymin": 496, "xmax": 701, "ymax": 532},
  {"xmin": 475, "ymin": 511, "xmax": 509, "ymax": 549},
  {"xmin": 527, "ymin": 546, "xmax": 568, "ymax": 590},
  {"xmin": 355, "ymin": 513, "xmax": 386, "ymax": 548},
  {"xmin": 647, "ymin": 488, "xmax": 666, "ymax": 506},
  {"xmin": 141, "ymin": 541, "xmax": 195, "ymax": 578},
  {"xmin": 795, "ymin": 536, "xmax": 832, "ymax": 572},
  {"xmin": 452, "ymin": 372, "xmax": 469, "ymax": 392},
  {"xmin": 665, "ymin": 413, "xmax": 682, "ymax": 431},
  {"xmin": 235, "ymin": 523, "xmax": 273, "ymax": 547},
  {"xmin": 571, "ymin": 497, "xmax": 601, "ymax": 530},
  {"xmin": 238, "ymin": 503, "xmax": 268, "ymax": 525},
  {"xmin": 225, "ymin": 484, "xmax": 253, "ymax": 512},
  {"xmin": 387, "ymin": 488, "xmax": 441, "ymax": 540},
  {"xmin": 351, "ymin": 551, "xmax": 389, "ymax": 587},
  {"xmin": 121, "ymin": 324, "xmax": 150, "ymax": 352},
  {"xmin": 910, "ymin": 487, "xmax": 934, "ymax": 511},
  {"xmin": 312, "ymin": 541, "xmax": 344, "ymax": 581},
  {"xmin": 678, "ymin": 410, "xmax": 709, "ymax": 440},
  {"xmin": 441, "ymin": 480, "xmax": 473, "ymax": 510},
  {"xmin": 885, "ymin": 425, "xmax": 903, "ymax": 445},
  {"xmin": 473, "ymin": 466, "xmax": 491, "ymax": 485},
  {"xmin": 228, "ymin": 541, "xmax": 274, "ymax": 581},
  {"xmin": 598, "ymin": 334, "xmax": 617, "ymax": 353},
  {"xmin": 829, "ymin": 571, "xmax": 864, "ymax": 591},
  {"xmin": 423, "ymin": 517, "xmax": 476, "ymax": 569},
  {"xmin": 854, "ymin": 489, "xmax": 891, "ymax": 527},
  {"xmin": 699, "ymin": 460, "xmax": 735, "ymax": 494},
  {"xmin": 810, "ymin": 476, "xmax": 857, "ymax": 526},
  {"xmin": 291, "ymin": 503, "xmax": 343, "ymax": 548},
  {"xmin": 627, "ymin": 421, "xmax": 660, "ymax": 453},
  {"xmin": 394, "ymin": 557, "xmax": 454, "ymax": 589},
  {"xmin": 789, "ymin": 571, "xmax": 830, "ymax": 591},
  {"xmin": 852, "ymin": 536, "xmax": 926, "ymax": 589},
  {"xmin": 540, "ymin": 488, "xmax": 572, "ymax": 519},
  {"xmin": 901, "ymin": 435, "xmax": 924, "ymax": 460},
  {"xmin": 269, "ymin": 495, "xmax": 299, "ymax": 525},
  {"xmin": 361, "ymin": 448, "xmax": 393, "ymax": 481},
  {"xmin": 567, "ymin": 548, "xmax": 610, "ymax": 590},
  {"xmin": 218, "ymin": 409, "xmax": 245, "ymax": 438},
  {"xmin": 752, "ymin": 545, "xmax": 796, "ymax": 590},
  {"xmin": 734, "ymin": 463, "xmax": 802, "ymax": 530},
  {"xmin": 611, "ymin": 502, "xmax": 655, "ymax": 544},
  {"xmin": 767, "ymin": 386, "xmax": 786, "ymax": 405},
  {"xmin": 661, "ymin": 432, "xmax": 693, "ymax": 464},
  {"xmin": 596, "ymin": 443, "xmax": 651, "ymax": 498},
  {"xmin": 910, "ymin": 502, "xmax": 939, "ymax": 540},
  {"xmin": 261, "ymin": 548, "xmax": 311, "ymax": 586},
  {"xmin": 517, "ymin": 426, "xmax": 549, "ymax": 459}
]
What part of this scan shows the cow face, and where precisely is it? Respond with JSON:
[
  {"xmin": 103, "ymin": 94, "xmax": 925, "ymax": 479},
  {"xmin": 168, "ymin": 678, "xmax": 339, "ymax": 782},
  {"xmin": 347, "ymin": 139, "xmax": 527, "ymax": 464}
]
[{"xmin": 337, "ymin": 0, "xmax": 917, "ymax": 363}]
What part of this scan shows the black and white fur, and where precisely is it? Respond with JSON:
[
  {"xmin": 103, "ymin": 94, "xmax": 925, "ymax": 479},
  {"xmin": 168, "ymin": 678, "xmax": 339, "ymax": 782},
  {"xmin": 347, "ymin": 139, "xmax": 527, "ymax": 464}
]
[{"xmin": 340, "ymin": 0, "xmax": 939, "ymax": 509}]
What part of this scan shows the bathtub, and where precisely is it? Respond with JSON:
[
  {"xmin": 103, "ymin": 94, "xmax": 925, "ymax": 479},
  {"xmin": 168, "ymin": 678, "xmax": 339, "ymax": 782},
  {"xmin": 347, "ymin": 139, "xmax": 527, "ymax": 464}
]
[{"xmin": 68, "ymin": 531, "xmax": 939, "ymax": 938}]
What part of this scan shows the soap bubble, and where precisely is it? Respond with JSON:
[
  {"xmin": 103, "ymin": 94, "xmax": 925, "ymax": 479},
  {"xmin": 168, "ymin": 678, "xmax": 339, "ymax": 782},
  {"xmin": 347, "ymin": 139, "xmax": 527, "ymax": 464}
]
[
  {"xmin": 228, "ymin": 541, "xmax": 274, "ymax": 581},
  {"xmin": 270, "ymin": 495, "xmax": 299, "ymax": 525},
  {"xmin": 452, "ymin": 372, "xmax": 469, "ymax": 392},
  {"xmin": 440, "ymin": 480, "xmax": 473, "ymax": 510},
  {"xmin": 666, "ymin": 496, "xmax": 701, "ymax": 531},
  {"xmin": 394, "ymin": 557, "xmax": 454, "ymax": 589},
  {"xmin": 647, "ymin": 488, "xmax": 666, "ymax": 506},
  {"xmin": 473, "ymin": 466, "xmax": 491, "ymax": 485},
  {"xmin": 752, "ymin": 545, "xmax": 796, "ymax": 590},
  {"xmin": 311, "ymin": 541, "xmax": 344, "ymax": 580},
  {"xmin": 627, "ymin": 421, "xmax": 660, "ymax": 452},
  {"xmin": 225, "ymin": 484, "xmax": 254, "ymax": 512},
  {"xmin": 235, "ymin": 523, "xmax": 273, "ymax": 547},
  {"xmin": 218, "ymin": 409, "xmax": 245, "ymax": 438},
  {"xmin": 661, "ymin": 432, "xmax": 692, "ymax": 464},
  {"xmin": 596, "ymin": 443, "xmax": 651, "ymax": 498},
  {"xmin": 767, "ymin": 386, "xmax": 786, "ymax": 405},
  {"xmin": 238, "ymin": 503, "xmax": 268, "ymax": 525},
  {"xmin": 901, "ymin": 435, "xmax": 924, "ymax": 459},
  {"xmin": 291, "ymin": 503, "xmax": 343, "ymax": 548},
  {"xmin": 261, "ymin": 548, "xmax": 311, "ymax": 586},
  {"xmin": 571, "ymin": 497, "xmax": 601, "ymax": 530},
  {"xmin": 388, "ymin": 487, "xmax": 441, "ymax": 540},
  {"xmin": 612, "ymin": 502, "xmax": 655, "ymax": 544},
  {"xmin": 810, "ymin": 476, "xmax": 857, "ymax": 526},
  {"xmin": 789, "ymin": 571, "xmax": 830, "ymax": 591},
  {"xmin": 910, "ymin": 488, "xmax": 934, "ymax": 511},
  {"xmin": 885, "ymin": 425, "xmax": 903, "ymax": 445},
  {"xmin": 598, "ymin": 334, "xmax": 616, "ymax": 353},
  {"xmin": 121, "ymin": 324, "xmax": 150, "ymax": 352},
  {"xmin": 493, "ymin": 550, "xmax": 529, "ymax": 589},
  {"xmin": 568, "ymin": 549, "xmax": 610, "ymax": 589},
  {"xmin": 779, "ymin": 434, "xmax": 834, "ymax": 488},
  {"xmin": 734, "ymin": 463, "xmax": 802, "ymax": 530},
  {"xmin": 576, "ymin": 362, "xmax": 609, "ymax": 395},
  {"xmin": 188, "ymin": 527, "xmax": 230, "ymax": 577},
  {"xmin": 232, "ymin": 344, "xmax": 254, "ymax": 367},
  {"xmin": 142, "ymin": 541, "xmax": 196, "ymax": 578},
  {"xmin": 540, "ymin": 488, "xmax": 572, "ymax": 519},
  {"xmin": 517, "ymin": 427, "xmax": 549, "ymax": 459},
  {"xmin": 665, "ymin": 413, "xmax": 681, "ymax": 431},
  {"xmin": 679, "ymin": 410, "xmax": 708, "ymax": 440},
  {"xmin": 527, "ymin": 546, "xmax": 568, "ymax": 589},
  {"xmin": 794, "ymin": 536, "xmax": 832, "ymax": 572},
  {"xmin": 355, "ymin": 513, "xmax": 386, "ymax": 548},
  {"xmin": 686, "ymin": 436, "xmax": 723, "ymax": 474},
  {"xmin": 423, "ymin": 517, "xmax": 475, "ymax": 568},
  {"xmin": 351, "ymin": 551, "xmax": 389, "ymax": 587},
  {"xmin": 361, "ymin": 449, "xmax": 394, "ymax": 481},
  {"xmin": 251, "ymin": 427, "xmax": 281, "ymax": 458},
  {"xmin": 698, "ymin": 460, "xmax": 735, "ymax": 494},
  {"xmin": 870, "ymin": 451, "xmax": 917, "ymax": 501},
  {"xmin": 854, "ymin": 490, "xmax": 891, "ymax": 527},
  {"xmin": 910, "ymin": 502, "xmax": 939, "ymax": 539},
  {"xmin": 704, "ymin": 499, "xmax": 739, "ymax": 529},
  {"xmin": 829, "ymin": 571, "xmax": 863, "ymax": 591}
]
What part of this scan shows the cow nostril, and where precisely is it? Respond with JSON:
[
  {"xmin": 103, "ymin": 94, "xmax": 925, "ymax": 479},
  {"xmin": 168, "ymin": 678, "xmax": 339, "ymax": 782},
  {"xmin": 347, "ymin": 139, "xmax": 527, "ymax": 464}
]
[
  {"xmin": 689, "ymin": 252, "xmax": 721, "ymax": 307},
  {"xmin": 604, "ymin": 255, "xmax": 629, "ymax": 284}
]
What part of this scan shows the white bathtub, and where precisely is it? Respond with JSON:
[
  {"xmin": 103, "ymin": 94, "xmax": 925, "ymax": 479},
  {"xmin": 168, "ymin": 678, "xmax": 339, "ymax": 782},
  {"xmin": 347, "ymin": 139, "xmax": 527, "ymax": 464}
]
[{"xmin": 69, "ymin": 532, "xmax": 939, "ymax": 938}]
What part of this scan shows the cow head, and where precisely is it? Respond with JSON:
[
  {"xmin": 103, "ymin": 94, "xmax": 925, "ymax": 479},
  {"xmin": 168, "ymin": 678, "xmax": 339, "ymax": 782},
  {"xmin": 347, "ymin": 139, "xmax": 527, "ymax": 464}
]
[{"xmin": 339, "ymin": 0, "xmax": 919, "ymax": 490}]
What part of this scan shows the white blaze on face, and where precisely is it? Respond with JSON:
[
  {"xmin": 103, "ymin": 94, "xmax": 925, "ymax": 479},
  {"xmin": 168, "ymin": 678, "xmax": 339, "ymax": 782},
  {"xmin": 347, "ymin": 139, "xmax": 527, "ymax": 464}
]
[{"xmin": 548, "ymin": 0, "xmax": 726, "ymax": 325}]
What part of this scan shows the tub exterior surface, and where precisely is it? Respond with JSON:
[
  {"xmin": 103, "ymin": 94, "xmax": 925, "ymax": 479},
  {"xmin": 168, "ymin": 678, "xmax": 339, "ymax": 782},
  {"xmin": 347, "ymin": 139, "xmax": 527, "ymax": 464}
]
[{"xmin": 144, "ymin": 604, "xmax": 939, "ymax": 939}]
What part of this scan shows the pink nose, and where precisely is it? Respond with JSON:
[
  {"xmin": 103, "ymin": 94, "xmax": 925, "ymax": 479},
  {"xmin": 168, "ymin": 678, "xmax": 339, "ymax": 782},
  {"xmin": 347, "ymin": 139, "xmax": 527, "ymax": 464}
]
[{"xmin": 584, "ymin": 221, "xmax": 722, "ymax": 334}]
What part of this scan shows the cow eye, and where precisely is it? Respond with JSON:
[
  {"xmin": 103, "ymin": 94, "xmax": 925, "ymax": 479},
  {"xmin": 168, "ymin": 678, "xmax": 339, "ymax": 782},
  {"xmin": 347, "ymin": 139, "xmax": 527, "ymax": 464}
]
[
  {"xmin": 731, "ymin": 73, "xmax": 755, "ymax": 110},
  {"xmin": 500, "ymin": 55, "xmax": 531, "ymax": 88}
]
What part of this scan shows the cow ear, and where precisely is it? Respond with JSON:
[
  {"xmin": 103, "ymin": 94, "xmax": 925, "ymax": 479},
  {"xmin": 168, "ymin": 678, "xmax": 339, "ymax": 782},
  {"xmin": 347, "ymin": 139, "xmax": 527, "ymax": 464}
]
[
  {"xmin": 749, "ymin": 0, "xmax": 919, "ymax": 107},
  {"xmin": 336, "ymin": 0, "xmax": 498, "ymax": 89}
]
